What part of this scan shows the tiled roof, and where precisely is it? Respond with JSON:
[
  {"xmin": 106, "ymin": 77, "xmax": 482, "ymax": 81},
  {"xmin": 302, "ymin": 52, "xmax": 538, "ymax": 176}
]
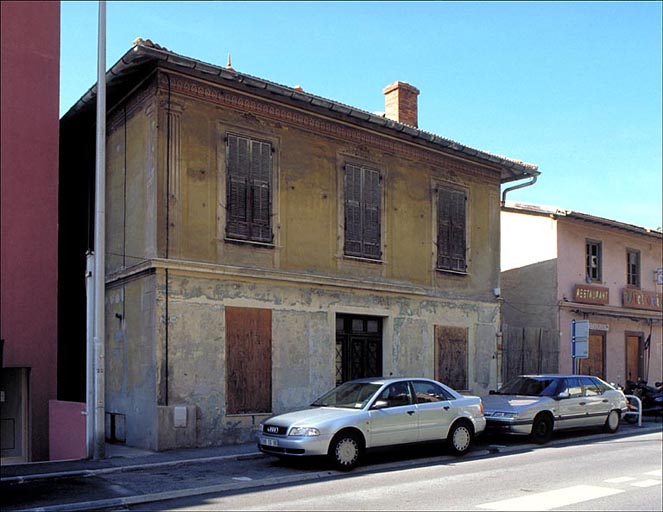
[
  {"xmin": 502, "ymin": 201, "xmax": 662, "ymax": 238},
  {"xmin": 63, "ymin": 39, "xmax": 540, "ymax": 183}
]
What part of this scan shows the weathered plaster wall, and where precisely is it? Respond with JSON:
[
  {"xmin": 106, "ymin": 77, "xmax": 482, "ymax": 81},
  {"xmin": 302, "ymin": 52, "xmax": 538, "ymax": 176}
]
[
  {"xmin": 140, "ymin": 268, "xmax": 499, "ymax": 447},
  {"xmin": 106, "ymin": 275, "xmax": 159, "ymax": 450}
]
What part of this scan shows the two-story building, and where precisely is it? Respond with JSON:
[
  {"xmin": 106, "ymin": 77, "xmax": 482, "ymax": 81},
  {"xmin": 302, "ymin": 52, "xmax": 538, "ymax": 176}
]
[
  {"xmin": 501, "ymin": 202, "xmax": 662, "ymax": 386},
  {"xmin": 59, "ymin": 39, "xmax": 539, "ymax": 450}
]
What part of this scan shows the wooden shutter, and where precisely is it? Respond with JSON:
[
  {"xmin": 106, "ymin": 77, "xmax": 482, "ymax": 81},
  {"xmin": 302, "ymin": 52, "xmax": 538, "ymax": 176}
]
[
  {"xmin": 344, "ymin": 164, "xmax": 381, "ymax": 259},
  {"xmin": 227, "ymin": 135, "xmax": 250, "ymax": 239},
  {"xmin": 434, "ymin": 325, "xmax": 468, "ymax": 390},
  {"xmin": 225, "ymin": 306, "xmax": 272, "ymax": 414},
  {"xmin": 362, "ymin": 168, "xmax": 381, "ymax": 258},
  {"xmin": 249, "ymin": 139, "xmax": 272, "ymax": 242},
  {"xmin": 344, "ymin": 165, "xmax": 363, "ymax": 256},
  {"xmin": 437, "ymin": 188, "xmax": 466, "ymax": 271}
]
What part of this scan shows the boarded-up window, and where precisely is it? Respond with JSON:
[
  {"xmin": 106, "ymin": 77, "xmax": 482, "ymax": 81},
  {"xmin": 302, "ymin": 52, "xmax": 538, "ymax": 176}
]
[
  {"xmin": 437, "ymin": 187, "xmax": 466, "ymax": 272},
  {"xmin": 434, "ymin": 326, "xmax": 468, "ymax": 390},
  {"xmin": 578, "ymin": 333, "xmax": 605, "ymax": 379},
  {"xmin": 225, "ymin": 307, "xmax": 272, "ymax": 414},
  {"xmin": 344, "ymin": 164, "xmax": 382, "ymax": 259},
  {"xmin": 226, "ymin": 134, "xmax": 273, "ymax": 243}
]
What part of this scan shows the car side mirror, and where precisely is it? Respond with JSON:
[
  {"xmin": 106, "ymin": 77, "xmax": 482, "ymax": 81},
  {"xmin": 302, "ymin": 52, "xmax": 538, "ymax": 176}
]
[
  {"xmin": 371, "ymin": 400, "xmax": 389, "ymax": 410},
  {"xmin": 489, "ymin": 390, "xmax": 497, "ymax": 395},
  {"xmin": 555, "ymin": 391, "xmax": 570, "ymax": 400}
]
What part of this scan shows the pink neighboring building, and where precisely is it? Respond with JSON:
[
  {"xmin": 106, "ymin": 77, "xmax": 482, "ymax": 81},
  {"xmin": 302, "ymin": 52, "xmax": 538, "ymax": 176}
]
[
  {"xmin": 500, "ymin": 202, "xmax": 662, "ymax": 387},
  {"xmin": 1, "ymin": 1, "xmax": 60, "ymax": 463}
]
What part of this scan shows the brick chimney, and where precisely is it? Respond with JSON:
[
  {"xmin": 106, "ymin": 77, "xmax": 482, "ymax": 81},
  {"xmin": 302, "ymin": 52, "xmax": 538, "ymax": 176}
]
[{"xmin": 383, "ymin": 81, "xmax": 420, "ymax": 127}]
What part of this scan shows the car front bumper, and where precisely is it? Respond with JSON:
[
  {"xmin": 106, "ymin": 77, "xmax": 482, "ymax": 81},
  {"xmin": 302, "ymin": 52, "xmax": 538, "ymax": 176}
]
[{"xmin": 257, "ymin": 432, "xmax": 332, "ymax": 457}]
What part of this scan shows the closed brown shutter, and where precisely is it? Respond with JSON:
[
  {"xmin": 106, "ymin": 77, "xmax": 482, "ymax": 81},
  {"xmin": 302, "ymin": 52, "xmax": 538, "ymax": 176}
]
[
  {"xmin": 226, "ymin": 134, "xmax": 273, "ymax": 242},
  {"xmin": 363, "ymin": 168, "xmax": 381, "ymax": 258},
  {"xmin": 225, "ymin": 306, "xmax": 272, "ymax": 414},
  {"xmin": 344, "ymin": 164, "xmax": 381, "ymax": 259},
  {"xmin": 437, "ymin": 187, "xmax": 466, "ymax": 271}
]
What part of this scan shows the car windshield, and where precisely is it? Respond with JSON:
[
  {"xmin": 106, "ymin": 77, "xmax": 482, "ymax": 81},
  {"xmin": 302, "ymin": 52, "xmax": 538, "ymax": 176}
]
[
  {"xmin": 311, "ymin": 382, "xmax": 383, "ymax": 409},
  {"xmin": 496, "ymin": 377, "xmax": 561, "ymax": 397}
]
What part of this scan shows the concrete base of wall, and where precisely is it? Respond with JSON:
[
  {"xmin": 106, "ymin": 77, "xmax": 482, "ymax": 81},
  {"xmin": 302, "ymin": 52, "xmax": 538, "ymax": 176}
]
[{"xmin": 157, "ymin": 405, "xmax": 197, "ymax": 451}]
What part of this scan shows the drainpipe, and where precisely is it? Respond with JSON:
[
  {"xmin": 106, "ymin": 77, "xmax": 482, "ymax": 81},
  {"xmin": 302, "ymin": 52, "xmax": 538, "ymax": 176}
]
[{"xmin": 501, "ymin": 175, "xmax": 538, "ymax": 205}]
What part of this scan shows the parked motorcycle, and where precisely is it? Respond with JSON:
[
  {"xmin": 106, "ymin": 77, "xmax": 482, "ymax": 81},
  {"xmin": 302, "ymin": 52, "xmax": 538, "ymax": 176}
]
[{"xmin": 623, "ymin": 379, "xmax": 663, "ymax": 423}]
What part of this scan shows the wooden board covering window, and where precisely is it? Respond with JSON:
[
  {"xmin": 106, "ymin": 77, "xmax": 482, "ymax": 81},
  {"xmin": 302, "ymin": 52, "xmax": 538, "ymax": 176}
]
[
  {"xmin": 578, "ymin": 333, "xmax": 605, "ymax": 379},
  {"xmin": 225, "ymin": 306, "xmax": 272, "ymax": 414},
  {"xmin": 434, "ymin": 325, "xmax": 468, "ymax": 390}
]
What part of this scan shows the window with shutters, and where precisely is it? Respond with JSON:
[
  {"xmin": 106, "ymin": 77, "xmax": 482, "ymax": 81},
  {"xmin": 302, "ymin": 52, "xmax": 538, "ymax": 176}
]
[
  {"xmin": 226, "ymin": 133, "xmax": 273, "ymax": 243},
  {"xmin": 586, "ymin": 240, "xmax": 602, "ymax": 282},
  {"xmin": 343, "ymin": 164, "xmax": 382, "ymax": 260},
  {"xmin": 626, "ymin": 249, "xmax": 640, "ymax": 288},
  {"xmin": 436, "ymin": 187, "xmax": 467, "ymax": 272}
]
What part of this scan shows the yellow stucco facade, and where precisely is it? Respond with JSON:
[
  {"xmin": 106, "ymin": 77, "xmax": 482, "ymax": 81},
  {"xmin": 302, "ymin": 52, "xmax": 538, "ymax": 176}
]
[{"xmin": 73, "ymin": 47, "xmax": 532, "ymax": 450}]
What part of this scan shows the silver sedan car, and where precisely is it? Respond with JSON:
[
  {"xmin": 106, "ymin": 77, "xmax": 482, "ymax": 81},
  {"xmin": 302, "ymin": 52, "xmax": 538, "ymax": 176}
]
[
  {"xmin": 482, "ymin": 374, "xmax": 628, "ymax": 444},
  {"xmin": 257, "ymin": 377, "xmax": 486, "ymax": 470}
]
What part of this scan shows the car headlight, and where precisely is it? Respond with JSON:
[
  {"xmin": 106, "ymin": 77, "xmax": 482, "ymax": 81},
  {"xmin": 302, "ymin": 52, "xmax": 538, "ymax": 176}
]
[
  {"xmin": 288, "ymin": 427, "xmax": 320, "ymax": 437},
  {"xmin": 492, "ymin": 412, "xmax": 517, "ymax": 419}
]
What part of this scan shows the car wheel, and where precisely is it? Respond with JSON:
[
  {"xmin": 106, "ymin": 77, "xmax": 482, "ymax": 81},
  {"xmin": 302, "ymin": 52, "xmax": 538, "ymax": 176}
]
[
  {"xmin": 447, "ymin": 420, "xmax": 473, "ymax": 455},
  {"xmin": 603, "ymin": 410, "xmax": 621, "ymax": 433},
  {"xmin": 329, "ymin": 431, "xmax": 362, "ymax": 471},
  {"xmin": 530, "ymin": 414, "xmax": 553, "ymax": 444}
]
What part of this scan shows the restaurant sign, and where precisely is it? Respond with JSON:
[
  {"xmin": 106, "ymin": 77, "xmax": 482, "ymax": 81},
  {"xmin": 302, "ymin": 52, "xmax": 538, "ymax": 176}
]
[
  {"xmin": 574, "ymin": 284, "xmax": 609, "ymax": 305},
  {"xmin": 622, "ymin": 289, "xmax": 663, "ymax": 311}
]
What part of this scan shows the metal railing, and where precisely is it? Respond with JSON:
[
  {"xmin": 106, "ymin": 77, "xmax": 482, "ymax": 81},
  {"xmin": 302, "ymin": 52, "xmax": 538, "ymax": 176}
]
[{"xmin": 623, "ymin": 394, "xmax": 642, "ymax": 427}]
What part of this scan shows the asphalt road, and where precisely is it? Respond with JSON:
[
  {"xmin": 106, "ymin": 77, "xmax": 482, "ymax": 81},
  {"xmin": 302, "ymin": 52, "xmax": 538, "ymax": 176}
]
[{"xmin": 128, "ymin": 432, "xmax": 663, "ymax": 511}]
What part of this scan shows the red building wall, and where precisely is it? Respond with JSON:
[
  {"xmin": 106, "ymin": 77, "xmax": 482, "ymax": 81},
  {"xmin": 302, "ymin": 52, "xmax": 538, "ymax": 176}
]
[{"xmin": 1, "ymin": 0, "xmax": 61, "ymax": 462}]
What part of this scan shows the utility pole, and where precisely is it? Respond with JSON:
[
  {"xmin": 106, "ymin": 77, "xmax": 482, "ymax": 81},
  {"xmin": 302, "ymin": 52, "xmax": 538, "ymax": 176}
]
[{"xmin": 92, "ymin": 0, "xmax": 107, "ymax": 460}]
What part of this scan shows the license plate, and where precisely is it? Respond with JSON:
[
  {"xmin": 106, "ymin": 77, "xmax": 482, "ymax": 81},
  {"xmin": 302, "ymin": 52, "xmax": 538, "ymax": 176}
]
[{"xmin": 262, "ymin": 438, "xmax": 278, "ymax": 447}]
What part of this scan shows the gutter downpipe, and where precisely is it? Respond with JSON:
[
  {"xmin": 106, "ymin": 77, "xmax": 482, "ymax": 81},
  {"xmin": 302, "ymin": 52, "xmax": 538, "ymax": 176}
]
[
  {"xmin": 501, "ymin": 174, "xmax": 538, "ymax": 205},
  {"xmin": 92, "ymin": 0, "xmax": 107, "ymax": 460}
]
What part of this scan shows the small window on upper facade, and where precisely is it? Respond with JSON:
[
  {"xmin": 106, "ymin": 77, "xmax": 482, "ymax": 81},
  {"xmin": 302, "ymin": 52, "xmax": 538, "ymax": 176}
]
[
  {"xmin": 343, "ymin": 164, "xmax": 382, "ymax": 260},
  {"xmin": 627, "ymin": 249, "xmax": 640, "ymax": 288},
  {"xmin": 437, "ymin": 187, "xmax": 467, "ymax": 272},
  {"xmin": 586, "ymin": 240, "xmax": 602, "ymax": 282},
  {"xmin": 226, "ymin": 133, "xmax": 273, "ymax": 243}
]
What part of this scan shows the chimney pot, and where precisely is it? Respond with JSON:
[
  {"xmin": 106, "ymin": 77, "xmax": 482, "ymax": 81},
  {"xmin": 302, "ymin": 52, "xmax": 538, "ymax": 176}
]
[{"xmin": 383, "ymin": 81, "xmax": 420, "ymax": 128}]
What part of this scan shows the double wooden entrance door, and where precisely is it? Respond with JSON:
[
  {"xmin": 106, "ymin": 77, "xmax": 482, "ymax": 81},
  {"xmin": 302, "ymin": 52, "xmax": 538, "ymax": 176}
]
[{"xmin": 335, "ymin": 315, "xmax": 382, "ymax": 385}]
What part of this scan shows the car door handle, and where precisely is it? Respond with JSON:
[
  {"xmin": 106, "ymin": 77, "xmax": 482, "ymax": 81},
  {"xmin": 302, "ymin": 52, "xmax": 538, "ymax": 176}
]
[
  {"xmin": 579, "ymin": 402, "xmax": 586, "ymax": 406},
  {"xmin": 407, "ymin": 410, "xmax": 415, "ymax": 416},
  {"xmin": 602, "ymin": 399, "xmax": 609, "ymax": 403}
]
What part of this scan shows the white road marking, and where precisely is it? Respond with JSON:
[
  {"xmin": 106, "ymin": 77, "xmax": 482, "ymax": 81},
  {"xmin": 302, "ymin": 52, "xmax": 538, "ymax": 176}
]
[
  {"xmin": 643, "ymin": 469, "xmax": 662, "ymax": 477},
  {"xmin": 476, "ymin": 485, "xmax": 624, "ymax": 511},
  {"xmin": 604, "ymin": 476, "xmax": 637, "ymax": 483},
  {"xmin": 630, "ymin": 479, "xmax": 661, "ymax": 488}
]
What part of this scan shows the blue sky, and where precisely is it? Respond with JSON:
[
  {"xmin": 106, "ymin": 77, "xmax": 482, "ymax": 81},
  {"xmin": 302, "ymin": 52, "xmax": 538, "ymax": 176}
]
[{"xmin": 60, "ymin": 1, "xmax": 662, "ymax": 230}]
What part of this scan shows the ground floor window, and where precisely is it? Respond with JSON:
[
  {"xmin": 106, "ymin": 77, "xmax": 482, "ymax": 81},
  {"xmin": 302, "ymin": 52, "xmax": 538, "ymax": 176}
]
[
  {"xmin": 434, "ymin": 325, "xmax": 468, "ymax": 390},
  {"xmin": 578, "ymin": 332, "xmax": 605, "ymax": 379},
  {"xmin": 225, "ymin": 306, "xmax": 272, "ymax": 414},
  {"xmin": 335, "ymin": 314, "xmax": 382, "ymax": 385}
]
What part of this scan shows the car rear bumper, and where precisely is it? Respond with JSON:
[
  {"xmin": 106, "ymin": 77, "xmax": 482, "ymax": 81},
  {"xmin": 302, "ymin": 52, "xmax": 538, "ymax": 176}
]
[{"xmin": 485, "ymin": 418, "xmax": 532, "ymax": 435}]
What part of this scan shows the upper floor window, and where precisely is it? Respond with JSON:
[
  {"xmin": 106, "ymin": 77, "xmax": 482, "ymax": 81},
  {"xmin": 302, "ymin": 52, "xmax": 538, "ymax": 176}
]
[
  {"xmin": 343, "ymin": 164, "xmax": 382, "ymax": 260},
  {"xmin": 585, "ymin": 240, "xmax": 602, "ymax": 282},
  {"xmin": 627, "ymin": 249, "xmax": 640, "ymax": 287},
  {"xmin": 437, "ymin": 187, "xmax": 467, "ymax": 272},
  {"xmin": 226, "ymin": 134, "xmax": 273, "ymax": 243}
]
